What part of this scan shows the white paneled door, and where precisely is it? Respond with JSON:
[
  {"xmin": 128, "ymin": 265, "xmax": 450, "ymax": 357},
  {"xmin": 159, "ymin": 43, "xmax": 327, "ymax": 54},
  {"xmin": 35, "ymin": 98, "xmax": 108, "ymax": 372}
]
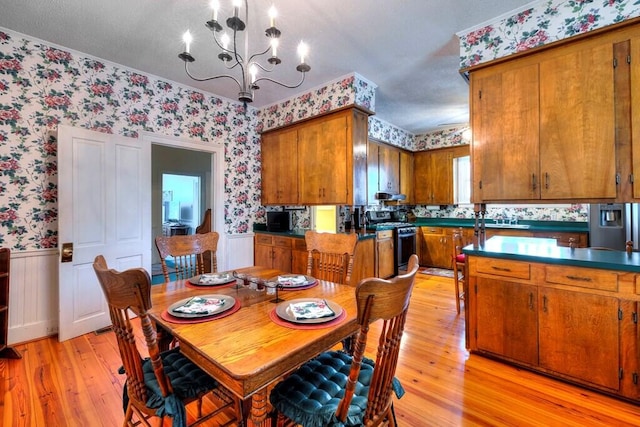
[{"xmin": 57, "ymin": 125, "xmax": 151, "ymax": 341}]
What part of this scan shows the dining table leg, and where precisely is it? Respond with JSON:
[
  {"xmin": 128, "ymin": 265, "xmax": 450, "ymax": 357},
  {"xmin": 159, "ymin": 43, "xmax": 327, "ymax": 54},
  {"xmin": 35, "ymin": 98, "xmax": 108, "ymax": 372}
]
[{"xmin": 245, "ymin": 388, "xmax": 273, "ymax": 427}]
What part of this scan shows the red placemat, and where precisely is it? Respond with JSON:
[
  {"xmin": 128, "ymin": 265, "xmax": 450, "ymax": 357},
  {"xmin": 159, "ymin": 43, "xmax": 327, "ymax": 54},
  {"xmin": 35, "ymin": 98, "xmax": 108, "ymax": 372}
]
[
  {"xmin": 269, "ymin": 307, "xmax": 347, "ymax": 330},
  {"xmin": 185, "ymin": 279, "xmax": 238, "ymax": 290},
  {"xmin": 161, "ymin": 300, "xmax": 241, "ymax": 324}
]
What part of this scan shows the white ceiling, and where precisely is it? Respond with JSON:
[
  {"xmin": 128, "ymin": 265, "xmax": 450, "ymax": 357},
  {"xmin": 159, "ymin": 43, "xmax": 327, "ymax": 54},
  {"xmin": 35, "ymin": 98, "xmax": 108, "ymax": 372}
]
[{"xmin": 0, "ymin": 0, "xmax": 532, "ymax": 134}]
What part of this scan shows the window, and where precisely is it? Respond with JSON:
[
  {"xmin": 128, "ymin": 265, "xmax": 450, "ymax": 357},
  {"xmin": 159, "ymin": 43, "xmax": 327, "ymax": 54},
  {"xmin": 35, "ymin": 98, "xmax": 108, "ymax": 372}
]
[
  {"xmin": 162, "ymin": 173, "xmax": 201, "ymax": 231},
  {"xmin": 312, "ymin": 205, "xmax": 337, "ymax": 233},
  {"xmin": 453, "ymin": 155, "xmax": 471, "ymax": 205}
]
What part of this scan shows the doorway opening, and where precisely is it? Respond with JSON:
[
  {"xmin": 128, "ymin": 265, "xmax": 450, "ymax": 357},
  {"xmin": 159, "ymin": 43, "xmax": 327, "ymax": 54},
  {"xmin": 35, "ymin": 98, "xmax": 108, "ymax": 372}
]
[
  {"xmin": 162, "ymin": 173, "xmax": 202, "ymax": 235},
  {"xmin": 151, "ymin": 143, "xmax": 214, "ymax": 283}
]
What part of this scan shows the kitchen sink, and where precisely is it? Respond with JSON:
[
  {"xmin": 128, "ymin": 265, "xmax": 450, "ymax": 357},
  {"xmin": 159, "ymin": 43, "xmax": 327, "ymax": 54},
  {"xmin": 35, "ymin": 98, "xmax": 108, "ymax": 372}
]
[{"xmin": 485, "ymin": 223, "xmax": 530, "ymax": 229}]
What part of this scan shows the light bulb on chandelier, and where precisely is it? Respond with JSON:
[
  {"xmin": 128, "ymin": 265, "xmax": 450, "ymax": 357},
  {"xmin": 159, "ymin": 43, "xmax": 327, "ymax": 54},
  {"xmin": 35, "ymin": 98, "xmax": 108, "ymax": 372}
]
[{"xmin": 178, "ymin": 0, "xmax": 311, "ymax": 104}]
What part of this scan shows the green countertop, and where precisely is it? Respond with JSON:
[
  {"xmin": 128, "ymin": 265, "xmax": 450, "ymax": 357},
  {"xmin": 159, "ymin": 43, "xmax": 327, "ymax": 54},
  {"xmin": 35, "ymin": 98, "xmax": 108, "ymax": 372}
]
[
  {"xmin": 413, "ymin": 218, "xmax": 589, "ymax": 233},
  {"xmin": 463, "ymin": 236, "xmax": 640, "ymax": 273},
  {"xmin": 253, "ymin": 225, "xmax": 376, "ymax": 240}
]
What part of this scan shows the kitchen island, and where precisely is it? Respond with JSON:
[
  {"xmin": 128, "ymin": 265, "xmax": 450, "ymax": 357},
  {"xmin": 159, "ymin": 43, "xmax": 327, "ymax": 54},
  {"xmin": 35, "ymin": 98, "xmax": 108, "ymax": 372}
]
[{"xmin": 464, "ymin": 236, "xmax": 640, "ymax": 403}]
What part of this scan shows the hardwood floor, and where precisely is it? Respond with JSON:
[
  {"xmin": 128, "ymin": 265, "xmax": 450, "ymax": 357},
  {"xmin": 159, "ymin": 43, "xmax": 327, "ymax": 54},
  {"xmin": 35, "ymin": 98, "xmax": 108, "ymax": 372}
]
[{"xmin": 2, "ymin": 273, "xmax": 640, "ymax": 426}]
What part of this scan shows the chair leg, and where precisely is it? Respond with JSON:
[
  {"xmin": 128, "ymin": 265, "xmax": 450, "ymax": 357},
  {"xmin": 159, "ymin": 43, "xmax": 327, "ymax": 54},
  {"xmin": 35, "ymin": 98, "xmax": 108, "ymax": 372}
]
[{"xmin": 453, "ymin": 265, "xmax": 461, "ymax": 314}]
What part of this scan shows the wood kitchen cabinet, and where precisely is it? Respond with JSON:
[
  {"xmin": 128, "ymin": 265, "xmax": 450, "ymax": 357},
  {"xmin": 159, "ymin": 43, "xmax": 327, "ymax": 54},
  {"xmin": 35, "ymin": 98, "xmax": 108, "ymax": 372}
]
[
  {"xmin": 377, "ymin": 143, "xmax": 400, "ymax": 195},
  {"xmin": 298, "ymin": 113, "xmax": 350, "ymax": 204},
  {"xmin": 475, "ymin": 275, "xmax": 538, "ymax": 366},
  {"xmin": 366, "ymin": 140, "xmax": 412, "ymax": 204},
  {"xmin": 467, "ymin": 254, "xmax": 640, "ymax": 401},
  {"xmin": 468, "ymin": 22, "xmax": 640, "ymax": 202},
  {"xmin": 261, "ymin": 107, "xmax": 369, "ymax": 206},
  {"xmin": 414, "ymin": 145, "xmax": 469, "ymax": 205},
  {"xmin": 414, "ymin": 149, "xmax": 453, "ymax": 205},
  {"xmin": 261, "ymin": 127, "xmax": 298, "ymax": 205},
  {"xmin": 633, "ymin": 37, "xmax": 640, "ymax": 199},
  {"xmin": 254, "ymin": 234, "xmax": 292, "ymax": 272},
  {"xmin": 419, "ymin": 227, "xmax": 451, "ymax": 269},
  {"xmin": 419, "ymin": 226, "xmax": 474, "ymax": 268},
  {"xmin": 375, "ymin": 229, "xmax": 395, "ymax": 279},
  {"xmin": 538, "ymin": 286, "xmax": 620, "ymax": 390},
  {"xmin": 399, "ymin": 150, "xmax": 414, "ymax": 204}
]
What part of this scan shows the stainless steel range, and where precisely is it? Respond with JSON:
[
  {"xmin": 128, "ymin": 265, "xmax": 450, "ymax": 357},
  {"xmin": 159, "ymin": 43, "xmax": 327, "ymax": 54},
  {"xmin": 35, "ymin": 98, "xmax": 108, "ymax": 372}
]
[{"xmin": 366, "ymin": 211, "xmax": 417, "ymax": 276}]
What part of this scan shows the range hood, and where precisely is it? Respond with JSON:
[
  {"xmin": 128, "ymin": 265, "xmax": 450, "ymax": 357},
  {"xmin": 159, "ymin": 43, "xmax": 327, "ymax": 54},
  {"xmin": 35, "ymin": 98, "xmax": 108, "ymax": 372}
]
[{"xmin": 374, "ymin": 192, "xmax": 407, "ymax": 201}]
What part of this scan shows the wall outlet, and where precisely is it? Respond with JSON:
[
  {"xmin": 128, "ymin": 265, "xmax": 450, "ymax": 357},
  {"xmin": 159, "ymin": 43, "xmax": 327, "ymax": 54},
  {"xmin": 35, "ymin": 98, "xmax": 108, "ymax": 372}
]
[{"xmin": 46, "ymin": 326, "xmax": 58, "ymax": 335}]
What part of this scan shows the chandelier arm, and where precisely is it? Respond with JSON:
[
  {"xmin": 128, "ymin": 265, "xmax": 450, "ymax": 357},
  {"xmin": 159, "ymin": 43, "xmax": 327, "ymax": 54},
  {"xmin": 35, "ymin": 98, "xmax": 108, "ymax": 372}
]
[
  {"xmin": 248, "ymin": 45, "xmax": 272, "ymax": 65},
  {"xmin": 184, "ymin": 63, "xmax": 242, "ymax": 90},
  {"xmin": 254, "ymin": 72, "xmax": 307, "ymax": 89},
  {"xmin": 252, "ymin": 62, "xmax": 276, "ymax": 73},
  {"xmin": 208, "ymin": 27, "xmax": 244, "ymax": 64}
]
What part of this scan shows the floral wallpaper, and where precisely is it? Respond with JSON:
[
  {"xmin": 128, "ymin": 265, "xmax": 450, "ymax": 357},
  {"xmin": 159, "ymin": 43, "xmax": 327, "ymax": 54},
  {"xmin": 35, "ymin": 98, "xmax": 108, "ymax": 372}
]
[
  {"xmin": 413, "ymin": 204, "xmax": 588, "ymax": 222},
  {"xmin": 258, "ymin": 72, "xmax": 376, "ymax": 132},
  {"xmin": 459, "ymin": 0, "xmax": 640, "ymax": 69},
  {"xmin": 0, "ymin": 28, "xmax": 380, "ymax": 251},
  {"xmin": 368, "ymin": 116, "xmax": 414, "ymax": 150},
  {"xmin": 414, "ymin": 127, "xmax": 470, "ymax": 151},
  {"xmin": 0, "ymin": 28, "xmax": 265, "ymax": 250}
]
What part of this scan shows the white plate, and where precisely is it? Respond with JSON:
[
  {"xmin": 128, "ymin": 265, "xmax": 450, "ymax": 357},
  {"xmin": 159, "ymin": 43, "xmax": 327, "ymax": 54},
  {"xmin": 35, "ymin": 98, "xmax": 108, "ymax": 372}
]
[
  {"xmin": 188, "ymin": 272, "xmax": 236, "ymax": 286},
  {"xmin": 275, "ymin": 298, "xmax": 342, "ymax": 324},
  {"xmin": 168, "ymin": 294, "xmax": 236, "ymax": 318},
  {"xmin": 269, "ymin": 274, "xmax": 317, "ymax": 288}
]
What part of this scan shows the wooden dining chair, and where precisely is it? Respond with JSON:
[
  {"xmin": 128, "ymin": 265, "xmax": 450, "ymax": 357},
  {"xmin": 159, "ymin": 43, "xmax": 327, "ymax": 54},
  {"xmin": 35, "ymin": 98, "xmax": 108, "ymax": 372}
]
[
  {"xmin": 155, "ymin": 231, "xmax": 219, "ymax": 283},
  {"xmin": 270, "ymin": 254, "xmax": 419, "ymax": 427},
  {"xmin": 92, "ymin": 255, "xmax": 239, "ymax": 427},
  {"xmin": 451, "ymin": 228, "xmax": 467, "ymax": 315},
  {"xmin": 304, "ymin": 230, "xmax": 358, "ymax": 285}
]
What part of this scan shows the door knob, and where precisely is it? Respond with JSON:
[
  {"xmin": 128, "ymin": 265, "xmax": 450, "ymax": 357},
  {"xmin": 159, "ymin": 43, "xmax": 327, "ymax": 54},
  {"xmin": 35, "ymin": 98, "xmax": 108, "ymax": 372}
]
[{"xmin": 61, "ymin": 242, "xmax": 73, "ymax": 263}]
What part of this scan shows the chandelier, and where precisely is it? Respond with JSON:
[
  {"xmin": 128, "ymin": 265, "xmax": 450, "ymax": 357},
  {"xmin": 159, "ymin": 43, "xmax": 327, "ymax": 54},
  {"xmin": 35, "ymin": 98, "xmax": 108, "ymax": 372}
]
[{"xmin": 178, "ymin": 0, "xmax": 311, "ymax": 103}]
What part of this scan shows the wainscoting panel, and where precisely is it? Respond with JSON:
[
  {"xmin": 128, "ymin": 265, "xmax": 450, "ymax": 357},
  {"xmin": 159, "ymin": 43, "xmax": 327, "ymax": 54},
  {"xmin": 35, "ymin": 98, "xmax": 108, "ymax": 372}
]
[
  {"xmin": 224, "ymin": 233, "xmax": 254, "ymax": 271},
  {"xmin": 8, "ymin": 249, "xmax": 59, "ymax": 344}
]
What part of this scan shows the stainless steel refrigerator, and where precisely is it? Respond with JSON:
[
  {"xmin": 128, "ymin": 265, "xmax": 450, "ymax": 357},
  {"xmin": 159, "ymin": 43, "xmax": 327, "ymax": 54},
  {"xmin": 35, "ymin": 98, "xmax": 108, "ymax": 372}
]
[{"xmin": 589, "ymin": 203, "xmax": 640, "ymax": 251}]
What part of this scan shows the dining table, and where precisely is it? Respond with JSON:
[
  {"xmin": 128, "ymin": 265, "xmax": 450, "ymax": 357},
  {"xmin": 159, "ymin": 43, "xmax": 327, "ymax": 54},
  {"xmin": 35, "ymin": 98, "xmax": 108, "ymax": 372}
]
[{"xmin": 148, "ymin": 265, "xmax": 359, "ymax": 427}]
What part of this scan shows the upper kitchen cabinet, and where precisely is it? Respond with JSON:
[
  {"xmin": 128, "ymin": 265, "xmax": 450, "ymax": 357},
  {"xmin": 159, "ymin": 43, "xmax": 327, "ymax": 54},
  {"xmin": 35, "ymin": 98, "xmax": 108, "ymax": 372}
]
[
  {"xmin": 630, "ymin": 36, "xmax": 640, "ymax": 200},
  {"xmin": 399, "ymin": 150, "xmax": 414, "ymax": 204},
  {"xmin": 469, "ymin": 21, "xmax": 640, "ymax": 203},
  {"xmin": 261, "ymin": 107, "xmax": 369, "ymax": 206},
  {"xmin": 377, "ymin": 143, "xmax": 400, "ymax": 194},
  {"xmin": 261, "ymin": 127, "xmax": 298, "ymax": 205},
  {"xmin": 414, "ymin": 145, "xmax": 468, "ymax": 205},
  {"xmin": 471, "ymin": 63, "xmax": 540, "ymax": 201},
  {"xmin": 366, "ymin": 140, "xmax": 413, "ymax": 204}
]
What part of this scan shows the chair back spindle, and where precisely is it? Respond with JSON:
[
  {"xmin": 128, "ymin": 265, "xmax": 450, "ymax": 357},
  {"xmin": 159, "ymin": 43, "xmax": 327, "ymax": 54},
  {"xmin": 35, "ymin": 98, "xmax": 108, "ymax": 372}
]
[
  {"xmin": 305, "ymin": 231, "xmax": 358, "ymax": 285},
  {"xmin": 155, "ymin": 231, "xmax": 219, "ymax": 282}
]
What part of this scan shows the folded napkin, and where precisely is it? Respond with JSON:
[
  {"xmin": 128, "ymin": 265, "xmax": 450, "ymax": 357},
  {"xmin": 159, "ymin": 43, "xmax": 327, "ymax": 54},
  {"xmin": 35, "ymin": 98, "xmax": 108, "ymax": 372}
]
[
  {"xmin": 289, "ymin": 300, "xmax": 335, "ymax": 320},
  {"xmin": 277, "ymin": 275, "xmax": 307, "ymax": 286},
  {"xmin": 199, "ymin": 273, "xmax": 232, "ymax": 285},
  {"xmin": 173, "ymin": 297, "xmax": 226, "ymax": 315}
]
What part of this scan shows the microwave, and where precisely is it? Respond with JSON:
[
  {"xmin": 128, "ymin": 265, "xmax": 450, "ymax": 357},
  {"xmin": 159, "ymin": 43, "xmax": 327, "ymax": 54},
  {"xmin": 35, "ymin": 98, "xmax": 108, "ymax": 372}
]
[{"xmin": 267, "ymin": 211, "xmax": 292, "ymax": 232}]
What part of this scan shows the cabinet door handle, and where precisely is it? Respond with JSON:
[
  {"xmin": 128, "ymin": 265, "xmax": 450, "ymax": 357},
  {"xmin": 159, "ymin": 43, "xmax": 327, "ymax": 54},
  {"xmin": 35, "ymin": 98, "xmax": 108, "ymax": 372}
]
[
  {"xmin": 529, "ymin": 292, "xmax": 534, "ymax": 310},
  {"xmin": 532, "ymin": 173, "xmax": 537, "ymax": 190},
  {"xmin": 491, "ymin": 266, "xmax": 511, "ymax": 272},
  {"xmin": 545, "ymin": 173, "xmax": 550, "ymax": 189},
  {"xmin": 542, "ymin": 295, "xmax": 548, "ymax": 313},
  {"xmin": 565, "ymin": 275, "xmax": 592, "ymax": 282}
]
